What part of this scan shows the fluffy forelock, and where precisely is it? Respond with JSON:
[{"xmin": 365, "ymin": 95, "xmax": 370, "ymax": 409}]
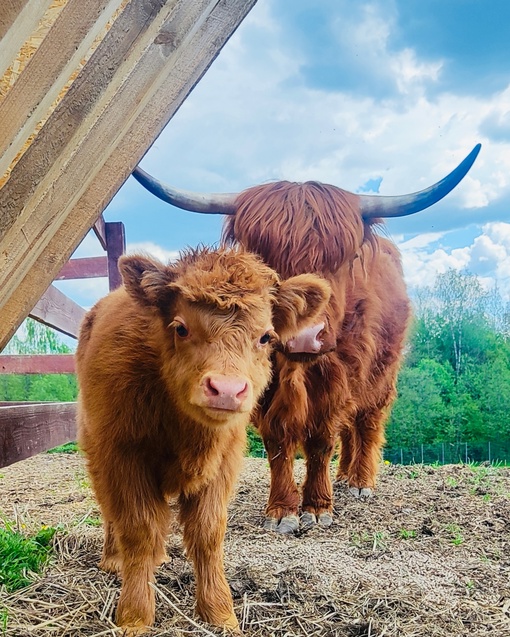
[
  {"xmin": 223, "ymin": 181, "xmax": 367, "ymax": 277},
  {"xmin": 171, "ymin": 246, "xmax": 279, "ymax": 311}
]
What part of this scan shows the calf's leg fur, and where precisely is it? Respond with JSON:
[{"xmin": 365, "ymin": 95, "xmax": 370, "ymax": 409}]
[
  {"xmin": 86, "ymin": 452, "xmax": 170, "ymax": 634},
  {"xmin": 178, "ymin": 464, "xmax": 240, "ymax": 629}
]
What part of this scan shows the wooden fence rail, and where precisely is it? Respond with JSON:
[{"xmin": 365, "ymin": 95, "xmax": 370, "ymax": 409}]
[{"xmin": 0, "ymin": 402, "xmax": 77, "ymax": 468}]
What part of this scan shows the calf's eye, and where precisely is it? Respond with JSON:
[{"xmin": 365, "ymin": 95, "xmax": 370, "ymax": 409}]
[
  {"xmin": 259, "ymin": 332, "xmax": 272, "ymax": 345},
  {"xmin": 175, "ymin": 324, "xmax": 189, "ymax": 338}
]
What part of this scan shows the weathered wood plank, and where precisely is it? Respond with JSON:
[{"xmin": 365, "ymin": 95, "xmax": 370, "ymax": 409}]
[
  {"xmin": 0, "ymin": 0, "xmax": 30, "ymax": 40},
  {"xmin": 0, "ymin": 0, "xmax": 126, "ymax": 178},
  {"xmin": 29, "ymin": 285, "xmax": 85, "ymax": 339},
  {"xmin": 105, "ymin": 221, "xmax": 125, "ymax": 290},
  {"xmin": 0, "ymin": 0, "xmax": 258, "ymax": 351},
  {"xmin": 0, "ymin": 0, "xmax": 53, "ymax": 81},
  {"xmin": 0, "ymin": 354, "xmax": 75, "ymax": 374},
  {"xmin": 0, "ymin": 402, "xmax": 77, "ymax": 468},
  {"xmin": 57, "ymin": 256, "xmax": 108, "ymax": 280},
  {"xmin": 93, "ymin": 214, "xmax": 107, "ymax": 250}
]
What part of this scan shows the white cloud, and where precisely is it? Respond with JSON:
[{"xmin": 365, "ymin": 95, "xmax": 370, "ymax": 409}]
[
  {"xmin": 398, "ymin": 221, "xmax": 510, "ymax": 299},
  {"xmin": 399, "ymin": 232, "xmax": 447, "ymax": 250},
  {"xmin": 126, "ymin": 242, "xmax": 179, "ymax": 263}
]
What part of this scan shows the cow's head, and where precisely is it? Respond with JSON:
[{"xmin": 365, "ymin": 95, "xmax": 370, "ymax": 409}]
[
  {"xmin": 129, "ymin": 144, "xmax": 480, "ymax": 361},
  {"xmin": 119, "ymin": 248, "xmax": 330, "ymax": 427}
]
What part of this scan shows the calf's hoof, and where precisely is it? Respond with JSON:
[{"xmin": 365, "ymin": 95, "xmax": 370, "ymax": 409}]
[
  {"xmin": 99, "ymin": 555, "xmax": 122, "ymax": 574},
  {"xmin": 348, "ymin": 486, "xmax": 373, "ymax": 500},
  {"xmin": 119, "ymin": 621, "xmax": 147, "ymax": 636},
  {"xmin": 223, "ymin": 612, "xmax": 241, "ymax": 632}
]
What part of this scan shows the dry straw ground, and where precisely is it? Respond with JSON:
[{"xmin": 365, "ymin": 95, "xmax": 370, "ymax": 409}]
[{"xmin": 1, "ymin": 454, "xmax": 509, "ymax": 636}]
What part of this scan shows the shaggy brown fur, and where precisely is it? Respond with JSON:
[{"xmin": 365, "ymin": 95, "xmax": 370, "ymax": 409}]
[
  {"xmin": 76, "ymin": 247, "xmax": 330, "ymax": 634},
  {"xmin": 223, "ymin": 181, "xmax": 411, "ymax": 531}
]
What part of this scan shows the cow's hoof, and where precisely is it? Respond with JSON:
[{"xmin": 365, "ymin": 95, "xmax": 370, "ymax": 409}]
[
  {"xmin": 318, "ymin": 512, "xmax": 333, "ymax": 527},
  {"xmin": 300, "ymin": 511, "xmax": 317, "ymax": 530},
  {"xmin": 263, "ymin": 517, "xmax": 278, "ymax": 531},
  {"xmin": 349, "ymin": 486, "xmax": 373, "ymax": 499},
  {"xmin": 276, "ymin": 515, "xmax": 299, "ymax": 534}
]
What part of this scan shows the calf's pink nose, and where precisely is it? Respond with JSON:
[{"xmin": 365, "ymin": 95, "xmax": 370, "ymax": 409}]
[{"xmin": 202, "ymin": 375, "xmax": 249, "ymax": 411}]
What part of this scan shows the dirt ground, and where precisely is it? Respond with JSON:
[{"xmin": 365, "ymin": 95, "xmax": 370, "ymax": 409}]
[{"xmin": 0, "ymin": 453, "xmax": 509, "ymax": 637}]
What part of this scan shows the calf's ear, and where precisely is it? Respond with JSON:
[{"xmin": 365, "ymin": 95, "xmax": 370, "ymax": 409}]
[
  {"xmin": 118, "ymin": 255, "xmax": 176, "ymax": 309},
  {"xmin": 273, "ymin": 274, "xmax": 331, "ymax": 340}
]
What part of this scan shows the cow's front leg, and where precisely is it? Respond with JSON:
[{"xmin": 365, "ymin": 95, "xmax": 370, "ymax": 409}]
[
  {"xmin": 337, "ymin": 408, "xmax": 386, "ymax": 499},
  {"xmin": 178, "ymin": 473, "xmax": 239, "ymax": 630},
  {"xmin": 301, "ymin": 436, "xmax": 335, "ymax": 529},
  {"xmin": 263, "ymin": 434, "xmax": 300, "ymax": 534}
]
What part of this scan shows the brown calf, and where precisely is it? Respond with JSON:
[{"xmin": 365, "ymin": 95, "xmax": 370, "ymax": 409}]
[{"xmin": 76, "ymin": 247, "xmax": 330, "ymax": 634}]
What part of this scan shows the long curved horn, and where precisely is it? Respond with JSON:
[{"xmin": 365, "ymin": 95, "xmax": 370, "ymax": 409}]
[
  {"xmin": 359, "ymin": 144, "xmax": 481, "ymax": 219},
  {"xmin": 132, "ymin": 166, "xmax": 237, "ymax": 215},
  {"xmin": 132, "ymin": 143, "xmax": 481, "ymax": 218}
]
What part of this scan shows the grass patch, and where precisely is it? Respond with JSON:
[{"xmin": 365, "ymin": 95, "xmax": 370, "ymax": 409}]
[
  {"xmin": 0, "ymin": 525, "xmax": 57, "ymax": 593},
  {"xmin": 47, "ymin": 441, "xmax": 78, "ymax": 454}
]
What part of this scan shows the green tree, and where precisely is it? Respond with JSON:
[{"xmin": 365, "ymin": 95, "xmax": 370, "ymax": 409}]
[
  {"xmin": 389, "ymin": 269, "xmax": 510, "ymax": 453},
  {"xmin": 0, "ymin": 319, "xmax": 77, "ymax": 402}
]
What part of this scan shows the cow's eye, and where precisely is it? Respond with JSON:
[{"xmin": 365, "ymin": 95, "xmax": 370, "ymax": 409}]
[
  {"xmin": 175, "ymin": 324, "xmax": 189, "ymax": 338},
  {"xmin": 259, "ymin": 332, "xmax": 272, "ymax": 345}
]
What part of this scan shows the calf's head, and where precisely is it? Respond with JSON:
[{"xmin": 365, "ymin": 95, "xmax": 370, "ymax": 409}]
[{"xmin": 119, "ymin": 248, "xmax": 330, "ymax": 427}]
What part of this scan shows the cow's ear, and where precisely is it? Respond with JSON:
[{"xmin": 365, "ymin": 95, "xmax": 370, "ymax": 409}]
[
  {"xmin": 272, "ymin": 274, "xmax": 331, "ymax": 340},
  {"xmin": 119, "ymin": 255, "xmax": 177, "ymax": 309}
]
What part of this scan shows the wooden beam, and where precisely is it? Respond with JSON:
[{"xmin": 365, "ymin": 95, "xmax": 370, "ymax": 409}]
[
  {"xmin": 92, "ymin": 214, "xmax": 107, "ymax": 250},
  {"xmin": 0, "ymin": 0, "xmax": 258, "ymax": 351},
  {"xmin": 0, "ymin": 402, "xmax": 77, "ymax": 468},
  {"xmin": 0, "ymin": 0, "xmax": 127, "ymax": 178},
  {"xmin": 0, "ymin": 0, "xmax": 54, "ymax": 80},
  {"xmin": 105, "ymin": 221, "xmax": 125, "ymax": 290},
  {"xmin": 0, "ymin": 354, "xmax": 75, "ymax": 374},
  {"xmin": 29, "ymin": 285, "xmax": 86, "ymax": 339},
  {"xmin": 57, "ymin": 256, "xmax": 108, "ymax": 280}
]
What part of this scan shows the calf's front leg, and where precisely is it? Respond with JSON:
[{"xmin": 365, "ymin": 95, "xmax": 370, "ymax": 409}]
[
  {"xmin": 114, "ymin": 496, "xmax": 170, "ymax": 636},
  {"xmin": 178, "ymin": 473, "xmax": 239, "ymax": 630}
]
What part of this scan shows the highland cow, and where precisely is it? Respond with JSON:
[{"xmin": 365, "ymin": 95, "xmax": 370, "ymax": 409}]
[{"xmin": 132, "ymin": 144, "xmax": 481, "ymax": 533}]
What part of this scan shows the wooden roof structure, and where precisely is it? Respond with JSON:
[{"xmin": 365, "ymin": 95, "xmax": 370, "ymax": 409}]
[
  {"xmin": 0, "ymin": 0, "xmax": 257, "ymax": 352},
  {"xmin": 0, "ymin": 0, "xmax": 257, "ymax": 467}
]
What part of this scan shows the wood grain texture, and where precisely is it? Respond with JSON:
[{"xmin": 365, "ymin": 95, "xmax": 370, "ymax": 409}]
[
  {"xmin": 0, "ymin": 0, "xmax": 125, "ymax": 178},
  {"xmin": 105, "ymin": 221, "xmax": 125, "ymax": 290},
  {"xmin": 57, "ymin": 256, "xmax": 108, "ymax": 280},
  {"xmin": 0, "ymin": 354, "xmax": 75, "ymax": 374},
  {"xmin": 92, "ymin": 215, "xmax": 107, "ymax": 250},
  {"xmin": 0, "ymin": 0, "xmax": 258, "ymax": 351},
  {"xmin": 0, "ymin": 402, "xmax": 77, "ymax": 468},
  {"xmin": 0, "ymin": 0, "xmax": 53, "ymax": 80},
  {"xmin": 29, "ymin": 285, "xmax": 85, "ymax": 338},
  {"xmin": 0, "ymin": 0, "xmax": 30, "ymax": 39}
]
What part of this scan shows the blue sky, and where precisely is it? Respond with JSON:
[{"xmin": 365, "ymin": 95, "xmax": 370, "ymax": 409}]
[{"xmin": 61, "ymin": 0, "xmax": 510, "ymax": 307}]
